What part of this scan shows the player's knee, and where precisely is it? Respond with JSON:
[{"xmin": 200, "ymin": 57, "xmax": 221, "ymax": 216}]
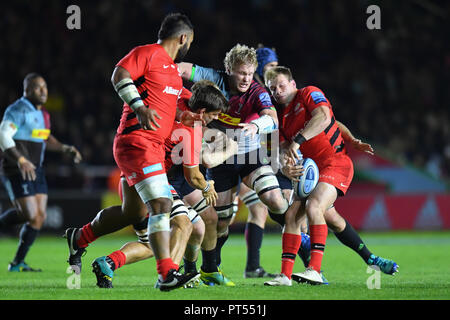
[
  {"xmin": 171, "ymin": 214, "xmax": 193, "ymax": 234},
  {"xmin": 260, "ymin": 189, "xmax": 288, "ymax": 215},
  {"xmin": 305, "ymin": 197, "xmax": 324, "ymax": 219},
  {"xmin": 191, "ymin": 219, "xmax": 205, "ymax": 242},
  {"xmin": 150, "ymin": 197, "xmax": 173, "ymax": 214}
]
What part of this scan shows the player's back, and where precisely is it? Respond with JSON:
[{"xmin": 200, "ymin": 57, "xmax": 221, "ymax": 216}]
[{"xmin": 115, "ymin": 44, "xmax": 183, "ymax": 143}]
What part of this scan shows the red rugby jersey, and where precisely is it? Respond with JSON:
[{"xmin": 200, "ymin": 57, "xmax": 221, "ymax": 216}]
[
  {"xmin": 164, "ymin": 121, "xmax": 203, "ymax": 171},
  {"xmin": 115, "ymin": 44, "xmax": 183, "ymax": 143},
  {"xmin": 279, "ymin": 86, "xmax": 346, "ymax": 162}
]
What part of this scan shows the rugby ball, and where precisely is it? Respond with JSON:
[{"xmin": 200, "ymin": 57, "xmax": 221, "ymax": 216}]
[{"xmin": 293, "ymin": 158, "xmax": 319, "ymax": 198}]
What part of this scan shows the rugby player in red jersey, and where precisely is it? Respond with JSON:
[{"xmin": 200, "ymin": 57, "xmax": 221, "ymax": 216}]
[
  {"xmin": 263, "ymin": 66, "xmax": 398, "ymax": 285},
  {"xmin": 64, "ymin": 13, "xmax": 200, "ymax": 291},
  {"xmin": 89, "ymin": 81, "xmax": 234, "ymax": 289}
]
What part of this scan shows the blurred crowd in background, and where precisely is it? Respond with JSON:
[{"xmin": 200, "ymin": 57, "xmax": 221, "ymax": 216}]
[{"xmin": 0, "ymin": 0, "xmax": 448, "ymax": 190}]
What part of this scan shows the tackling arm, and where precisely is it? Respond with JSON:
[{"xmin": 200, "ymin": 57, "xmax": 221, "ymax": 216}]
[
  {"xmin": 201, "ymin": 129, "xmax": 238, "ymax": 168},
  {"xmin": 177, "ymin": 62, "xmax": 194, "ymax": 81},
  {"xmin": 183, "ymin": 165, "xmax": 218, "ymax": 206},
  {"xmin": 336, "ymin": 120, "xmax": 374, "ymax": 155}
]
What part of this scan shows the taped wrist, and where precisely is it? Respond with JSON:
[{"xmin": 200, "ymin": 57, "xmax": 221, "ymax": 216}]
[
  {"xmin": 0, "ymin": 120, "xmax": 17, "ymax": 151},
  {"xmin": 114, "ymin": 78, "xmax": 145, "ymax": 111},
  {"xmin": 250, "ymin": 115, "xmax": 277, "ymax": 134},
  {"xmin": 293, "ymin": 133, "xmax": 307, "ymax": 146}
]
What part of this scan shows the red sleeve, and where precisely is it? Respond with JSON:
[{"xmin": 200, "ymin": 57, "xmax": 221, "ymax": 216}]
[
  {"xmin": 301, "ymin": 86, "xmax": 331, "ymax": 114},
  {"xmin": 177, "ymin": 87, "xmax": 192, "ymax": 112},
  {"xmin": 116, "ymin": 45, "xmax": 152, "ymax": 80}
]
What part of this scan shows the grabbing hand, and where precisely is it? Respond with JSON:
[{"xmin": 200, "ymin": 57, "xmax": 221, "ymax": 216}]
[
  {"xmin": 281, "ymin": 157, "xmax": 304, "ymax": 182},
  {"xmin": 135, "ymin": 106, "xmax": 162, "ymax": 131},
  {"xmin": 202, "ymin": 180, "xmax": 218, "ymax": 207},
  {"xmin": 238, "ymin": 122, "xmax": 258, "ymax": 138}
]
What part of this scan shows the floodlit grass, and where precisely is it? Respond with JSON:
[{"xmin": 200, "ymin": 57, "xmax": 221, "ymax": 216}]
[{"xmin": 1, "ymin": 231, "xmax": 449, "ymax": 301}]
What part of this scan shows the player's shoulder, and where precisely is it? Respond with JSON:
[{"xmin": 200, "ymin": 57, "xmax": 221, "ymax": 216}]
[
  {"xmin": 299, "ymin": 86, "xmax": 329, "ymax": 104},
  {"xmin": 247, "ymin": 81, "xmax": 272, "ymax": 105},
  {"xmin": 5, "ymin": 97, "xmax": 33, "ymax": 113}
]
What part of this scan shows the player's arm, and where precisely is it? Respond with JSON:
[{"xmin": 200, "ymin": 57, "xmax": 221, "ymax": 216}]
[
  {"xmin": 177, "ymin": 62, "xmax": 194, "ymax": 81},
  {"xmin": 0, "ymin": 120, "xmax": 36, "ymax": 180},
  {"xmin": 336, "ymin": 120, "xmax": 374, "ymax": 155},
  {"xmin": 183, "ymin": 165, "xmax": 218, "ymax": 206},
  {"xmin": 111, "ymin": 66, "xmax": 162, "ymax": 131},
  {"xmin": 287, "ymin": 105, "xmax": 331, "ymax": 161},
  {"xmin": 239, "ymin": 108, "xmax": 279, "ymax": 137},
  {"xmin": 201, "ymin": 129, "xmax": 238, "ymax": 168},
  {"xmin": 46, "ymin": 134, "xmax": 82, "ymax": 163}
]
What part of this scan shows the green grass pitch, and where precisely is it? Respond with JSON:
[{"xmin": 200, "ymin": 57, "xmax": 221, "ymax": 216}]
[{"xmin": 1, "ymin": 231, "xmax": 449, "ymax": 300}]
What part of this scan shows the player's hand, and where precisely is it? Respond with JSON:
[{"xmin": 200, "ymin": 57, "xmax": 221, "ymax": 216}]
[
  {"xmin": 351, "ymin": 138, "xmax": 374, "ymax": 155},
  {"xmin": 238, "ymin": 123, "xmax": 258, "ymax": 138},
  {"xmin": 286, "ymin": 141, "xmax": 301, "ymax": 162},
  {"xmin": 135, "ymin": 106, "xmax": 161, "ymax": 131},
  {"xmin": 17, "ymin": 156, "xmax": 36, "ymax": 181},
  {"xmin": 62, "ymin": 145, "xmax": 83, "ymax": 164},
  {"xmin": 180, "ymin": 110, "xmax": 205, "ymax": 127},
  {"xmin": 281, "ymin": 157, "xmax": 304, "ymax": 182},
  {"xmin": 202, "ymin": 180, "xmax": 218, "ymax": 207}
]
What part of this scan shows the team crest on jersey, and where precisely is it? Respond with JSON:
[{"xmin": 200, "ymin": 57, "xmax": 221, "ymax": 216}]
[{"xmin": 310, "ymin": 91, "xmax": 327, "ymax": 104}]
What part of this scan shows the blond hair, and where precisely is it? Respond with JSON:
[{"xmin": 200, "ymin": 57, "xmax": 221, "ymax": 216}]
[{"xmin": 223, "ymin": 44, "xmax": 258, "ymax": 73}]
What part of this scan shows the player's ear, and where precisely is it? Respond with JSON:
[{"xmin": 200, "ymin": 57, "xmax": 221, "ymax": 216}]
[
  {"xmin": 291, "ymin": 80, "xmax": 297, "ymax": 88},
  {"xmin": 179, "ymin": 33, "xmax": 188, "ymax": 45}
]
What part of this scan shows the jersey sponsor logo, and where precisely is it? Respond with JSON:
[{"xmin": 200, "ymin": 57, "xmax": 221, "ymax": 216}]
[
  {"xmin": 163, "ymin": 64, "xmax": 170, "ymax": 69},
  {"xmin": 258, "ymin": 92, "xmax": 272, "ymax": 106},
  {"xmin": 218, "ymin": 113, "xmax": 241, "ymax": 126},
  {"xmin": 310, "ymin": 91, "xmax": 327, "ymax": 104},
  {"xmin": 143, "ymin": 163, "xmax": 163, "ymax": 175},
  {"xmin": 31, "ymin": 128, "xmax": 50, "ymax": 140},
  {"xmin": 163, "ymin": 86, "xmax": 181, "ymax": 96}
]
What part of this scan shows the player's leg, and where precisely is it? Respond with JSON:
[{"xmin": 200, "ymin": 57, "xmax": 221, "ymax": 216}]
[
  {"xmin": 239, "ymin": 184, "xmax": 275, "ymax": 278},
  {"xmin": 7, "ymin": 169, "xmax": 48, "ymax": 272},
  {"xmin": 65, "ymin": 179, "xmax": 147, "ymax": 273},
  {"xmin": 183, "ymin": 212, "xmax": 205, "ymax": 275},
  {"xmin": 169, "ymin": 214, "xmax": 193, "ymax": 265},
  {"xmin": 8, "ymin": 194, "xmax": 43, "ymax": 272},
  {"xmin": 324, "ymin": 206, "xmax": 399, "ymax": 274},
  {"xmin": 292, "ymin": 182, "xmax": 336, "ymax": 285},
  {"xmin": 242, "ymin": 165, "xmax": 289, "ymax": 219},
  {"xmin": 0, "ymin": 175, "xmax": 27, "ymax": 229}
]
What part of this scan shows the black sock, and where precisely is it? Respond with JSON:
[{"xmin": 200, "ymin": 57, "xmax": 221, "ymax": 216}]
[
  {"xmin": 105, "ymin": 256, "xmax": 116, "ymax": 271},
  {"xmin": 334, "ymin": 220, "xmax": 372, "ymax": 263},
  {"xmin": 201, "ymin": 249, "xmax": 218, "ymax": 273},
  {"xmin": 245, "ymin": 222, "xmax": 263, "ymax": 271},
  {"xmin": 0, "ymin": 208, "xmax": 25, "ymax": 228},
  {"xmin": 183, "ymin": 258, "xmax": 197, "ymax": 274},
  {"xmin": 13, "ymin": 224, "xmax": 39, "ymax": 264},
  {"xmin": 215, "ymin": 233, "xmax": 229, "ymax": 267}
]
